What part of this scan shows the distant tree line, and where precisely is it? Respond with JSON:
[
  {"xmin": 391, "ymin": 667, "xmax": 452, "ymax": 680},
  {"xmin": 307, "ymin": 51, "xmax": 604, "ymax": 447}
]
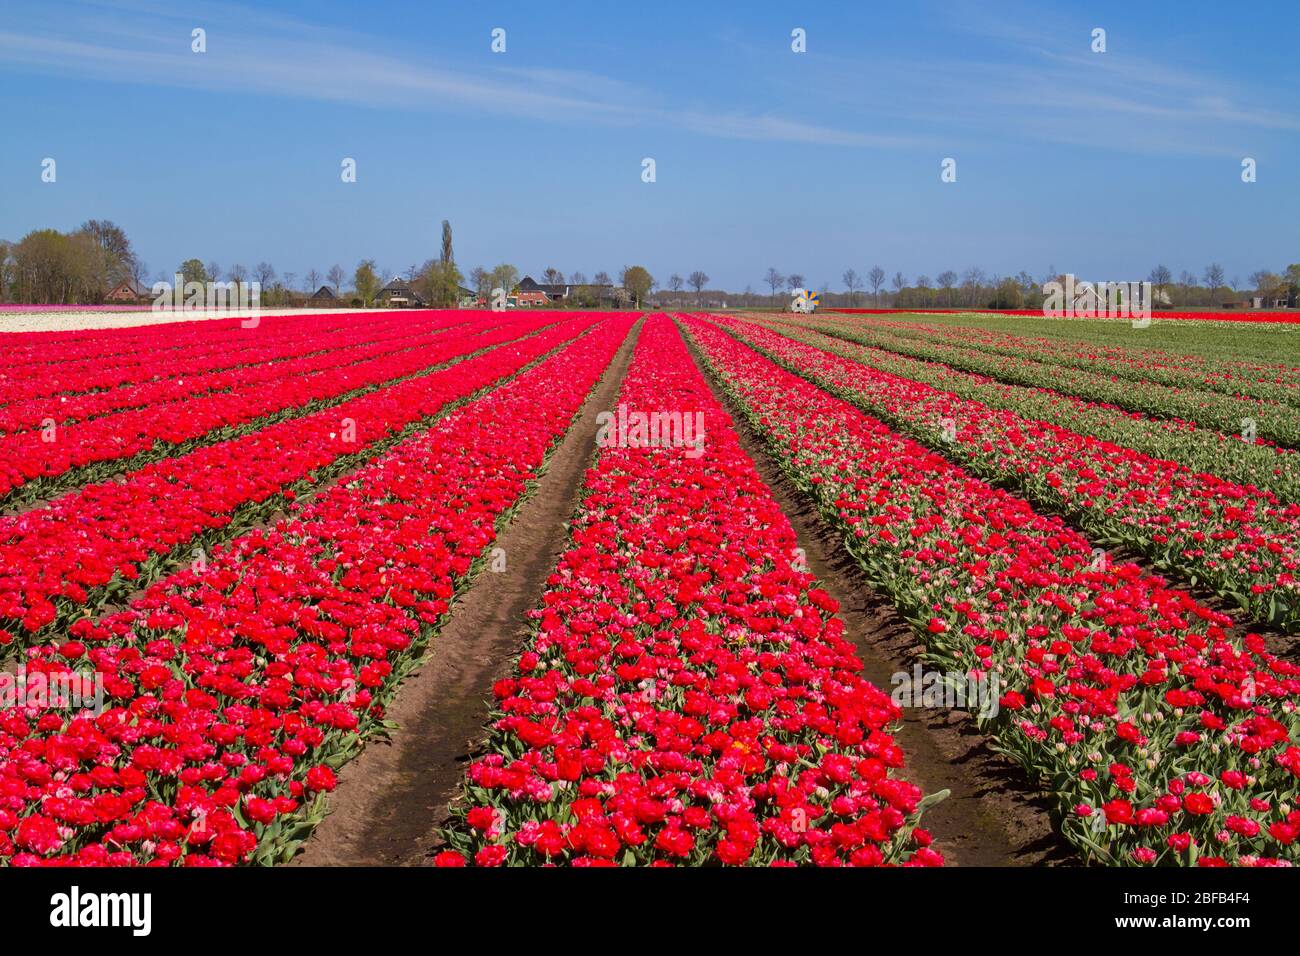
[
  {"xmin": 455, "ymin": 264, "xmax": 655, "ymax": 308},
  {"xmin": 3, "ymin": 221, "xmax": 1295, "ymax": 313},
  {"xmin": 820, "ymin": 263, "xmax": 1300, "ymax": 310},
  {"xmin": 0, "ymin": 221, "xmax": 141, "ymax": 304}
]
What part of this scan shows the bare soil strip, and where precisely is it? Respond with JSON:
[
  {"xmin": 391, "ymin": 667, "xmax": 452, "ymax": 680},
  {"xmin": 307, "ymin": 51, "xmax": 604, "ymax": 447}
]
[
  {"xmin": 293, "ymin": 321, "xmax": 642, "ymax": 866},
  {"xmin": 681, "ymin": 324, "xmax": 1076, "ymax": 867}
]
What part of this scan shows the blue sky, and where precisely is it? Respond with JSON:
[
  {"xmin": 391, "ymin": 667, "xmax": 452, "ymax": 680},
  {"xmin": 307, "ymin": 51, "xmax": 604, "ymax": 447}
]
[{"xmin": 2, "ymin": 0, "xmax": 1297, "ymax": 291}]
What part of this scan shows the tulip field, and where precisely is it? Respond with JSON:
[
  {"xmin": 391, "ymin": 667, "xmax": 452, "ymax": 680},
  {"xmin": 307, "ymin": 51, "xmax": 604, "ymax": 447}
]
[{"xmin": 0, "ymin": 307, "xmax": 1297, "ymax": 868}]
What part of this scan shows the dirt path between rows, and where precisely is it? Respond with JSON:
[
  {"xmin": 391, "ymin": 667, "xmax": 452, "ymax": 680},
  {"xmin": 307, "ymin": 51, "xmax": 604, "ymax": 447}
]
[
  {"xmin": 292, "ymin": 321, "xmax": 643, "ymax": 867},
  {"xmin": 681, "ymin": 324, "xmax": 1076, "ymax": 867}
]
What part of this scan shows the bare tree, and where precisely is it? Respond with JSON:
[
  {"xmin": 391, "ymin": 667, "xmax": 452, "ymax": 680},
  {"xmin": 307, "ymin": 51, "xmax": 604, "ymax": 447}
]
[
  {"xmin": 205, "ymin": 262, "xmax": 221, "ymax": 286},
  {"xmin": 764, "ymin": 267, "xmax": 785, "ymax": 303},
  {"xmin": 936, "ymin": 270, "xmax": 957, "ymax": 306},
  {"xmin": 688, "ymin": 271, "xmax": 709, "ymax": 295},
  {"xmin": 570, "ymin": 271, "xmax": 588, "ymax": 286},
  {"xmin": 1148, "ymin": 264, "xmax": 1172, "ymax": 290},
  {"xmin": 78, "ymin": 219, "xmax": 136, "ymax": 285},
  {"xmin": 891, "ymin": 272, "xmax": 906, "ymax": 303},
  {"xmin": 868, "ymin": 265, "xmax": 886, "ymax": 305},
  {"xmin": 912, "ymin": 275, "xmax": 932, "ymax": 305},
  {"xmin": 327, "ymin": 264, "xmax": 345, "ymax": 294},
  {"xmin": 842, "ymin": 268, "xmax": 861, "ymax": 305},
  {"xmin": 282, "ymin": 271, "xmax": 296, "ymax": 295},
  {"xmin": 227, "ymin": 263, "xmax": 248, "ymax": 289},
  {"xmin": 254, "ymin": 261, "xmax": 276, "ymax": 289},
  {"xmin": 305, "ymin": 268, "xmax": 322, "ymax": 293},
  {"xmin": 667, "ymin": 273, "xmax": 684, "ymax": 292},
  {"xmin": 543, "ymin": 267, "xmax": 564, "ymax": 286},
  {"xmin": 786, "ymin": 273, "xmax": 805, "ymax": 292},
  {"xmin": 1202, "ymin": 263, "xmax": 1226, "ymax": 292}
]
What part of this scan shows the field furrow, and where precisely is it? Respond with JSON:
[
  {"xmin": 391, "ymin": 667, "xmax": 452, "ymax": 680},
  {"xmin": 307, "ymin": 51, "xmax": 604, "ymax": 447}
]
[{"xmin": 439, "ymin": 314, "xmax": 944, "ymax": 867}]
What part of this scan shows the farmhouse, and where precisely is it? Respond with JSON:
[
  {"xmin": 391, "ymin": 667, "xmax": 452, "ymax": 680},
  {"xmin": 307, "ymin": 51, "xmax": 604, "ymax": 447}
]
[
  {"xmin": 377, "ymin": 277, "xmax": 425, "ymax": 307},
  {"xmin": 104, "ymin": 278, "xmax": 153, "ymax": 303},
  {"xmin": 515, "ymin": 275, "xmax": 617, "ymax": 306},
  {"xmin": 517, "ymin": 275, "xmax": 571, "ymax": 302},
  {"xmin": 310, "ymin": 286, "xmax": 337, "ymax": 301}
]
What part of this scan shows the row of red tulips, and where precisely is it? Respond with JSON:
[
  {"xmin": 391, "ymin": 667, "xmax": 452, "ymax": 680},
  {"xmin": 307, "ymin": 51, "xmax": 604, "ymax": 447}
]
[
  {"xmin": 439, "ymin": 315, "xmax": 944, "ymax": 867},
  {"xmin": 0, "ymin": 309, "xmax": 281, "ymax": 365},
  {"xmin": 0, "ymin": 309, "xmax": 434, "ymax": 408},
  {"xmin": 0, "ymin": 311, "xmax": 462, "ymax": 429},
  {"xmin": 711, "ymin": 315, "xmax": 1300, "ymax": 632},
  {"xmin": 0, "ymin": 308, "xmax": 442, "ymax": 379},
  {"xmin": 0, "ymin": 314, "xmax": 635, "ymax": 865},
  {"xmin": 682, "ymin": 314, "xmax": 1300, "ymax": 866},
  {"xmin": 754, "ymin": 316, "xmax": 1297, "ymax": 501},
  {"xmin": 0, "ymin": 313, "xmax": 556, "ymax": 506},
  {"xmin": 0, "ymin": 314, "xmax": 606, "ymax": 646},
  {"xmin": 819, "ymin": 313, "xmax": 1300, "ymax": 402},
  {"xmin": 0, "ymin": 314, "xmax": 256, "ymax": 373},
  {"xmin": 786, "ymin": 315, "xmax": 1300, "ymax": 445},
  {"xmin": 828, "ymin": 307, "xmax": 1300, "ymax": 327}
]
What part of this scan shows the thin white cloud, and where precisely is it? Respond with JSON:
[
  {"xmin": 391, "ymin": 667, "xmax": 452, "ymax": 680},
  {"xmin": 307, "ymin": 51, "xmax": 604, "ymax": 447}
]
[
  {"xmin": 0, "ymin": 1, "xmax": 920, "ymax": 149},
  {"xmin": 767, "ymin": 2, "xmax": 1300, "ymax": 155},
  {"xmin": 3, "ymin": 0, "xmax": 1292, "ymax": 158},
  {"xmin": 670, "ymin": 111, "xmax": 918, "ymax": 149}
]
